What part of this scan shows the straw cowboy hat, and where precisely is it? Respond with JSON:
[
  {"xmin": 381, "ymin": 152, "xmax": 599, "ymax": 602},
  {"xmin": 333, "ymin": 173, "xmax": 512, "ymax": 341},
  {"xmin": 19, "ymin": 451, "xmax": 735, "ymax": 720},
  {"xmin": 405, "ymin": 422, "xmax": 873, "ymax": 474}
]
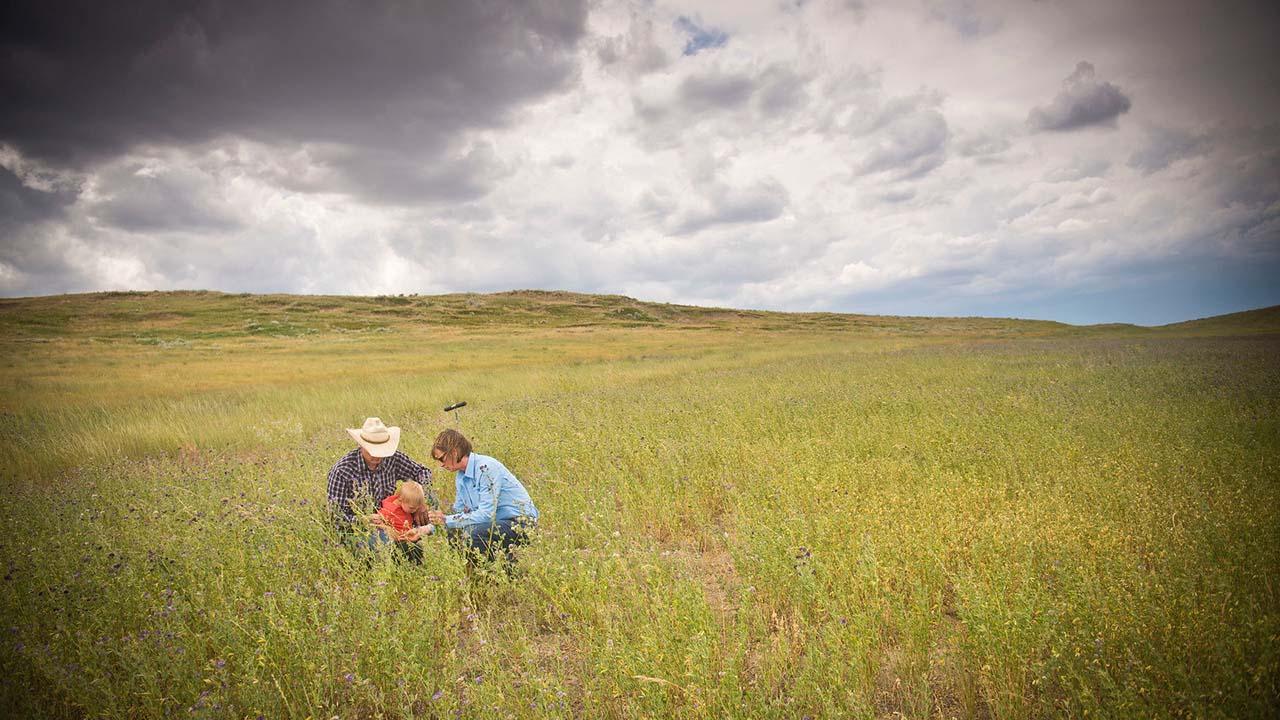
[{"xmin": 346, "ymin": 417, "xmax": 401, "ymax": 458}]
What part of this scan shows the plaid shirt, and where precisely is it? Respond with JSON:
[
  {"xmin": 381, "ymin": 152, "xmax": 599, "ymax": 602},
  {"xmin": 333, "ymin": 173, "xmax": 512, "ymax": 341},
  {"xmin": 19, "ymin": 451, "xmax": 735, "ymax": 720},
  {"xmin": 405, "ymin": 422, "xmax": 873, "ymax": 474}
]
[{"xmin": 326, "ymin": 448, "xmax": 437, "ymax": 528}]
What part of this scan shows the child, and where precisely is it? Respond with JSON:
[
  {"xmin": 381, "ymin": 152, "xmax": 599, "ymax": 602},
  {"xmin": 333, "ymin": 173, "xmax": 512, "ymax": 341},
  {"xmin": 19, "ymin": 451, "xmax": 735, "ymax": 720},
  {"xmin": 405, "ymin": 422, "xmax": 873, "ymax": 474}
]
[{"xmin": 368, "ymin": 480, "xmax": 434, "ymax": 543}]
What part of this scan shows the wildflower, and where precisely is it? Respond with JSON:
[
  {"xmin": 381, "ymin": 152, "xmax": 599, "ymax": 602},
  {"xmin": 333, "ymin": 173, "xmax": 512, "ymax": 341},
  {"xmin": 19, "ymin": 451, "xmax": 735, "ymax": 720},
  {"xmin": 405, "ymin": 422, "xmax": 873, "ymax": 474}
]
[
  {"xmin": 432, "ymin": 690, "xmax": 444, "ymax": 701},
  {"xmin": 343, "ymin": 673, "xmax": 355, "ymax": 684}
]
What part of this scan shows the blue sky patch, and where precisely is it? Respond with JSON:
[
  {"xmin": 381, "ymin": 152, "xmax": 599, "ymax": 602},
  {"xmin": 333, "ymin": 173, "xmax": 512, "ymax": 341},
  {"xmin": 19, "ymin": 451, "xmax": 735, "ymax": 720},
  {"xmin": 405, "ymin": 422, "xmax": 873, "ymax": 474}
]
[{"xmin": 675, "ymin": 16, "xmax": 728, "ymax": 55}]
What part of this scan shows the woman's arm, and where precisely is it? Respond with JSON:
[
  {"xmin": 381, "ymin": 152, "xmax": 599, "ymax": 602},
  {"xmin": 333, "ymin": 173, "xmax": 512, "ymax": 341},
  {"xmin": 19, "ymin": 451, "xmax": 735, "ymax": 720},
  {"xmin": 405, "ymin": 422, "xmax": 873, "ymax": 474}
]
[{"xmin": 444, "ymin": 466, "xmax": 497, "ymax": 529}]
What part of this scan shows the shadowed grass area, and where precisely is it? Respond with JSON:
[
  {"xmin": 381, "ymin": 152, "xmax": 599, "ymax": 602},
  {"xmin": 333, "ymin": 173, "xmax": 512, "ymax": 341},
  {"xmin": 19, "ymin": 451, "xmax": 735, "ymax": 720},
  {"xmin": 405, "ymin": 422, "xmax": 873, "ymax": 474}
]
[{"xmin": 0, "ymin": 292, "xmax": 1277, "ymax": 719}]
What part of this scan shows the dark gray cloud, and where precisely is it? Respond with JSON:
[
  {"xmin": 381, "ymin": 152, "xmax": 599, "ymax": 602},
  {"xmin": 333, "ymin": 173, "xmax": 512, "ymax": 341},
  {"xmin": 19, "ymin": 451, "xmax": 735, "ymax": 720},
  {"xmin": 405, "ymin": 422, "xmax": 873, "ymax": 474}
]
[
  {"xmin": 1028, "ymin": 62, "xmax": 1132, "ymax": 132},
  {"xmin": 925, "ymin": 0, "xmax": 1002, "ymax": 39},
  {"xmin": 755, "ymin": 65, "xmax": 811, "ymax": 118},
  {"xmin": 859, "ymin": 106, "xmax": 949, "ymax": 179},
  {"xmin": 0, "ymin": 236, "xmax": 85, "ymax": 295},
  {"xmin": 878, "ymin": 187, "xmax": 917, "ymax": 204},
  {"xmin": 635, "ymin": 61, "xmax": 817, "ymax": 135},
  {"xmin": 314, "ymin": 141, "xmax": 511, "ymax": 206},
  {"xmin": 629, "ymin": 64, "xmax": 800, "ymax": 149},
  {"xmin": 1127, "ymin": 125, "xmax": 1211, "ymax": 175},
  {"xmin": 671, "ymin": 178, "xmax": 790, "ymax": 235},
  {"xmin": 0, "ymin": 166, "xmax": 80, "ymax": 291},
  {"xmin": 0, "ymin": 1, "xmax": 588, "ymax": 179},
  {"xmin": 0, "ymin": 166, "xmax": 75, "ymax": 235},
  {"xmin": 1211, "ymin": 130, "xmax": 1280, "ymax": 209},
  {"xmin": 679, "ymin": 71, "xmax": 756, "ymax": 113}
]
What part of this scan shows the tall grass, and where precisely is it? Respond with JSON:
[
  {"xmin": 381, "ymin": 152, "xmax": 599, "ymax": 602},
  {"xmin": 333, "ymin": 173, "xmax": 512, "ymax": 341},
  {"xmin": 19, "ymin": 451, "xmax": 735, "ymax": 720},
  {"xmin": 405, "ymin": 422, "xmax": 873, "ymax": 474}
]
[{"xmin": 1, "ymin": 305, "xmax": 1277, "ymax": 718}]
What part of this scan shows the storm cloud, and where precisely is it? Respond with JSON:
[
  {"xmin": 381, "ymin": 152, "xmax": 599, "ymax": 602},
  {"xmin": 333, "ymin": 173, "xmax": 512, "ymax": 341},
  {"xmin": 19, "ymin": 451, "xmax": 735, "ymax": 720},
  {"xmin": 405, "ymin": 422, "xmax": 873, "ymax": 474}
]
[
  {"xmin": 1127, "ymin": 125, "xmax": 1211, "ymax": 175},
  {"xmin": 1028, "ymin": 62, "xmax": 1132, "ymax": 132},
  {"xmin": 0, "ymin": 165, "xmax": 74, "ymax": 231},
  {"xmin": 0, "ymin": 0, "xmax": 588, "ymax": 189}
]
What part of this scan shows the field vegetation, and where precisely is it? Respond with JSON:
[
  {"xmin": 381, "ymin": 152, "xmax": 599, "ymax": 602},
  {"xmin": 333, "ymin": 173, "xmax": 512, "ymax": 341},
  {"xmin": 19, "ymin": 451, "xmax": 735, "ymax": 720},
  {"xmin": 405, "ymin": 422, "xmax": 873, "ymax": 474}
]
[{"xmin": 1, "ymin": 291, "xmax": 1277, "ymax": 718}]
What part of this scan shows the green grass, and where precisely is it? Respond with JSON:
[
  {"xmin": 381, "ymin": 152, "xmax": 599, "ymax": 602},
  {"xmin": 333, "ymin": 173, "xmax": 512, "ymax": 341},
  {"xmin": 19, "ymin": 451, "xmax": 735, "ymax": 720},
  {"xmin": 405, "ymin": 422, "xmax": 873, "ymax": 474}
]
[{"xmin": 0, "ymin": 292, "xmax": 1277, "ymax": 719}]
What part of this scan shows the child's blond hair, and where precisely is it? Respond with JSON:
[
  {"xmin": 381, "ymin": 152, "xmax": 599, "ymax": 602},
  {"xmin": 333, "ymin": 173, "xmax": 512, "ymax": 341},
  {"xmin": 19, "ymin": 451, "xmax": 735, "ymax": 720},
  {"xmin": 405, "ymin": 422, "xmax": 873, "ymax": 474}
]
[{"xmin": 394, "ymin": 480, "xmax": 424, "ymax": 508}]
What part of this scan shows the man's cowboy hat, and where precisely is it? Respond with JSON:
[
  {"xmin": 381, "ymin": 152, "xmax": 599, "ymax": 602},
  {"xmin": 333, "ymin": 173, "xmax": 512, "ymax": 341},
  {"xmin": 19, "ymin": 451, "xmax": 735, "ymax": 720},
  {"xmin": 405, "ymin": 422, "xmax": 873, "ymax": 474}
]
[{"xmin": 347, "ymin": 417, "xmax": 401, "ymax": 458}]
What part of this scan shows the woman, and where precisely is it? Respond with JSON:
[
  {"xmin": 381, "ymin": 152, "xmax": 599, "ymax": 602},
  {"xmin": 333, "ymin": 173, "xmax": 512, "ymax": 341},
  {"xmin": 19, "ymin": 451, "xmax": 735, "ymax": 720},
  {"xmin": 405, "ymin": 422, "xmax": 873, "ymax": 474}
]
[{"xmin": 413, "ymin": 429, "xmax": 538, "ymax": 564}]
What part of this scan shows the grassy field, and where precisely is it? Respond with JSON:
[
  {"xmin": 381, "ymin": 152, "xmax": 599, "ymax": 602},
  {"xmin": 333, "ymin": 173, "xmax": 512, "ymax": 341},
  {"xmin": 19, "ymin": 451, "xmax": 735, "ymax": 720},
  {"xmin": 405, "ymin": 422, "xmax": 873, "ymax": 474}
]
[{"xmin": 0, "ymin": 291, "xmax": 1276, "ymax": 719}]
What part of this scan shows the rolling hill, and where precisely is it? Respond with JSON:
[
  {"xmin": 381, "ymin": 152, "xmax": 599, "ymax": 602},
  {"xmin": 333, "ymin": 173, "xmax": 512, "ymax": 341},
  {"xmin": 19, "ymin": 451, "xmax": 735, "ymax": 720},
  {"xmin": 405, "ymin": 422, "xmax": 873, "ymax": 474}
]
[{"xmin": 3, "ymin": 289, "xmax": 1271, "ymax": 344}]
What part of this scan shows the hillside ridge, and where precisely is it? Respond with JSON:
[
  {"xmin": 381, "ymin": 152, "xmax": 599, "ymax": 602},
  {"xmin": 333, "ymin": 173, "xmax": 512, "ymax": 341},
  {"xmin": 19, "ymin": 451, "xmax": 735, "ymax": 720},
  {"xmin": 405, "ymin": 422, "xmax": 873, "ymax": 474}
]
[{"xmin": 0, "ymin": 289, "xmax": 1274, "ymax": 341}]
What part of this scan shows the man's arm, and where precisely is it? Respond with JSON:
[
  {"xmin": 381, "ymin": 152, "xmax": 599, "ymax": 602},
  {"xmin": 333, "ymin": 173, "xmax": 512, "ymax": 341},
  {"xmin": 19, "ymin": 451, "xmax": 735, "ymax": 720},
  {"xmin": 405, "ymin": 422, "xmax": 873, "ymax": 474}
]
[
  {"xmin": 326, "ymin": 461, "xmax": 357, "ymax": 529},
  {"xmin": 397, "ymin": 454, "xmax": 440, "ymax": 509}
]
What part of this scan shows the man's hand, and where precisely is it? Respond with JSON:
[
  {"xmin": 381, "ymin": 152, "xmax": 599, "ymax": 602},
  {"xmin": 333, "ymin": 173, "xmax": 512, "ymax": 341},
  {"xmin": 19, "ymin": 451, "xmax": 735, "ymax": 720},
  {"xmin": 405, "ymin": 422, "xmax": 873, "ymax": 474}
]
[{"xmin": 427, "ymin": 509, "xmax": 447, "ymax": 526}]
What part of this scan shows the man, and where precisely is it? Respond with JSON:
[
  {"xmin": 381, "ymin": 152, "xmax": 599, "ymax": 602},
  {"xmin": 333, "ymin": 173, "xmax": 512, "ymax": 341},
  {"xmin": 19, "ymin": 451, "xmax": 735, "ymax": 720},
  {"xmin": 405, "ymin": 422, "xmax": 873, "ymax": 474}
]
[
  {"xmin": 423, "ymin": 429, "xmax": 538, "ymax": 565},
  {"xmin": 326, "ymin": 417, "xmax": 438, "ymax": 557}
]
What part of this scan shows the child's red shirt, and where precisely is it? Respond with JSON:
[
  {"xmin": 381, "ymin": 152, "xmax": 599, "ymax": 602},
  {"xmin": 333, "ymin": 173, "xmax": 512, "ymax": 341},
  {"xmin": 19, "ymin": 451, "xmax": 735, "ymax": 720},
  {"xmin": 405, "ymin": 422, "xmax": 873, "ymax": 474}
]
[{"xmin": 378, "ymin": 495, "xmax": 415, "ymax": 539}]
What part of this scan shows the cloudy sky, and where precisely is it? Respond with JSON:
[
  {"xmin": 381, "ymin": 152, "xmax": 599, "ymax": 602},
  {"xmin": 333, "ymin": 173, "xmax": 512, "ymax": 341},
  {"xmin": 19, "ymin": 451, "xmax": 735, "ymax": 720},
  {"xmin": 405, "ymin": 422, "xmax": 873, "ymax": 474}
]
[{"xmin": 2, "ymin": 0, "xmax": 1277, "ymax": 324}]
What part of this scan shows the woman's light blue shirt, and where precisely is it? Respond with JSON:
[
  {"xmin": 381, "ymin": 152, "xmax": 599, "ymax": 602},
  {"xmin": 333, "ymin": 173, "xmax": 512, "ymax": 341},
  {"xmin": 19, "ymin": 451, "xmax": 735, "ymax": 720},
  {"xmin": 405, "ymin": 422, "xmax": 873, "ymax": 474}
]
[{"xmin": 445, "ymin": 453, "xmax": 539, "ymax": 529}]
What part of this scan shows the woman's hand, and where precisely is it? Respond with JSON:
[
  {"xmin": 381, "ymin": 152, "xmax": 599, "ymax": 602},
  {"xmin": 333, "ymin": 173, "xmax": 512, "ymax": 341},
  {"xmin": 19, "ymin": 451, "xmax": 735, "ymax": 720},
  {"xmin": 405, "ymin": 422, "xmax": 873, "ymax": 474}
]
[{"xmin": 427, "ymin": 509, "xmax": 447, "ymax": 526}]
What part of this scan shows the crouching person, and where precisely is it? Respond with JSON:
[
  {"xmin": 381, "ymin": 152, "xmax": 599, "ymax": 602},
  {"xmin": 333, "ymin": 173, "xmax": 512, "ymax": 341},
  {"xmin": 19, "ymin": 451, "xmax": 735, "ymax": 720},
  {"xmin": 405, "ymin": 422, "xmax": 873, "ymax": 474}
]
[
  {"xmin": 425, "ymin": 429, "xmax": 538, "ymax": 567},
  {"xmin": 327, "ymin": 416, "xmax": 438, "ymax": 563}
]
